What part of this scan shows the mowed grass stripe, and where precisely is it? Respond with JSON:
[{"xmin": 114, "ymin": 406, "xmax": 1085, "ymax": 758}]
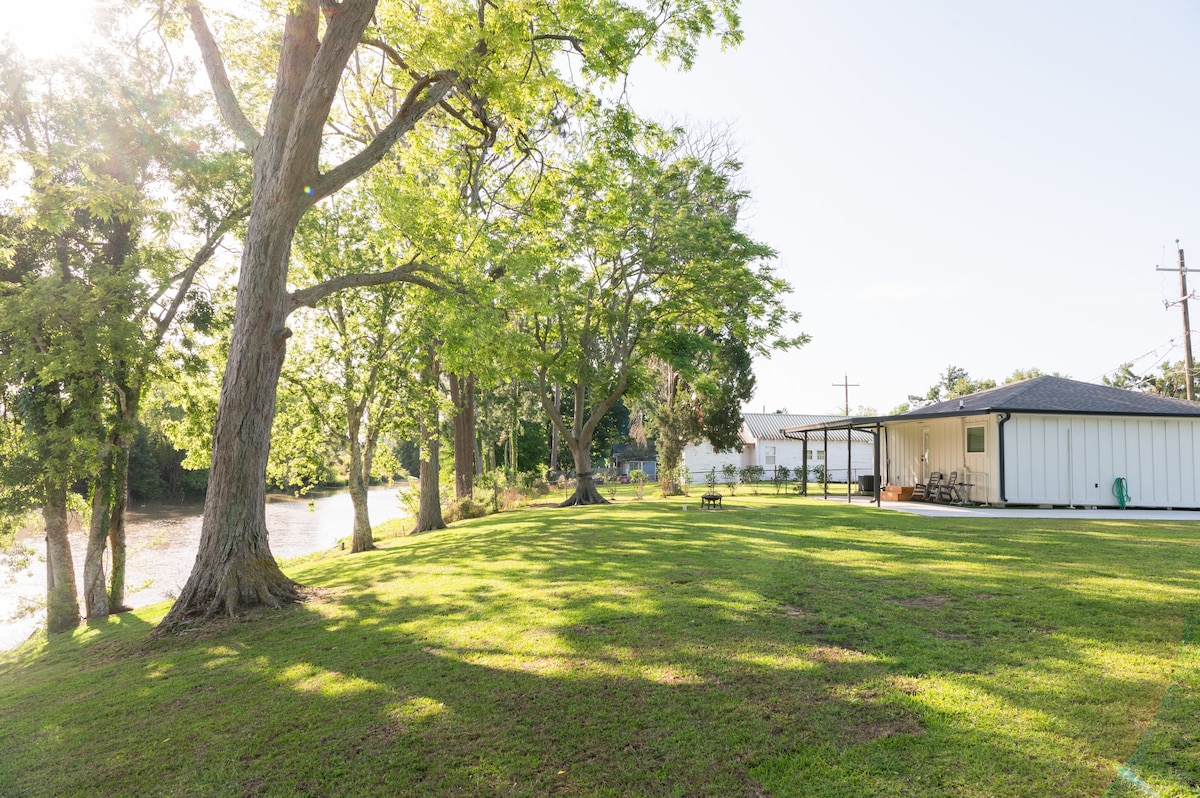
[{"xmin": 0, "ymin": 492, "xmax": 1196, "ymax": 797}]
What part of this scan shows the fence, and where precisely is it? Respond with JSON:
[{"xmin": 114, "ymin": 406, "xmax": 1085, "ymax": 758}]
[{"xmin": 697, "ymin": 465, "xmax": 875, "ymax": 487}]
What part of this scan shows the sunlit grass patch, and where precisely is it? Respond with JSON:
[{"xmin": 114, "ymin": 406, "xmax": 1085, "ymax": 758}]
[{"xmin": 0, "ymin": 493, "xmax": 1196, "ymax": 796}]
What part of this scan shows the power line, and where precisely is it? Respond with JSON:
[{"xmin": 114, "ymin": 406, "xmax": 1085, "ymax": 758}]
[{"xmin": 1090, "ymin": 337, "xmax": 1180, "ymax": 384}]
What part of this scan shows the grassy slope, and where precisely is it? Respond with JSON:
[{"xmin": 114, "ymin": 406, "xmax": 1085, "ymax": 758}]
[{"xmin": 0, "ymin": 493, "xmax": 1197, "ymax": 798}]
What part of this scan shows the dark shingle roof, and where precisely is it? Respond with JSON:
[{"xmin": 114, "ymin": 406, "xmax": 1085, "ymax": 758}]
[{"xmin": 900, "ymin": 376, "xmax": 1200, "ymax": 418}]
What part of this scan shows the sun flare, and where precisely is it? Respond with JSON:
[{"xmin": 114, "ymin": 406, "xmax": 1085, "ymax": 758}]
[{"xmin": 5, "ymin": 0, "xmax": 101, "ymax": 60}]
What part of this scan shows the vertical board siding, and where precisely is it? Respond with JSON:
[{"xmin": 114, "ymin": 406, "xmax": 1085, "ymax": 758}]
[
  {"xmin": 1150, "ymin": 423, "xmax": 1168, "ymax": 505},
  {"xmin": 1006, "ymin": 414, "xmax": 1200, "ymax": 508},
  {"xmin": 1085, "ymin": 418, "xmax": 1102, "ymax": 505},
  {"xmin": 1138, "ymin": 420, "xmax": 1156, "ymax": 504}
]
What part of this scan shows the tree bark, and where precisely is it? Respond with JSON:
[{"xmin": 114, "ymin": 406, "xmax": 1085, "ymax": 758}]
[
  {"xmin": 158, "ymin": 214, "xmax": 302, "ymax": 629},
  {"xmin": 347, "ymin": 409, "xmax": 375, "ymax": 553},
  {"xmin": 449, "ymin": 372, "xmax": 476, "ymax": 500},
  {"xmin": 564, "ymin": 438, "xmax": 606, "ymax": 505},
  {"xmin": 549, "ymin": 382, "xmax": 561, "ymax": 471},
  {"xmin": 414, "ymin": 351, "xmax": 446, "ymax": 533},
  {"xmin": 536, "ymin": 370, "xmax": 621, "ymax": 506},
  {"xmin": 158, "ymin": 0, "xmax": 457, "ymax": 632},
  {"xmin": 44, "ymin": 481, "xmax": 81, "ymax": 634},
  {"xmin": 655, "ymin": 368, "xmax": 686, "ymax": 496},
  {"xmin": 83, "ymin": 452, "xmax": 113, "ymax": 619},
  {"xmin": 557, "ymin": 384, "xmax": 610, "ymax": 506},
  {"xmin": 106, "ymin": 384, "xmax": 138, "ymax": 612},
  {"xmin": 107, "ymin": 444, "xmax": 131, "ymax": 611}
]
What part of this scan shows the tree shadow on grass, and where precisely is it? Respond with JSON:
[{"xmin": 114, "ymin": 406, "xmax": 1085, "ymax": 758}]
[{"xmin": 2, "ymin": 497, "xmax": 1197, "ymax": 796}]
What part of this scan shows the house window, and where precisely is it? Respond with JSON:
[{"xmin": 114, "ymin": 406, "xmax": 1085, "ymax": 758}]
[
  {"xmin": 808, "ymin": 449, "xmax": 825, "ymax": 460},
  {"xmin": 765, "ymin": 446, "xmax": 776, "ymax": 465},
  {"xmin": 966, "ymin": 425, "xmax": 986, "ymax": 453}
]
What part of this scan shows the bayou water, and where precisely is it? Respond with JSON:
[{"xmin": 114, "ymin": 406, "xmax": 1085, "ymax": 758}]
[{"xmin": 0, "ymin": 485, "xmax": 408, "ymax": 651}]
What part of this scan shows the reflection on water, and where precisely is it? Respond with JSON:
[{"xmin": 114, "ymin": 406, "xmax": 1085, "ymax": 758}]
[{"xmin": 0, "ymin": 485, "xmax": 408, "ymax": 651}]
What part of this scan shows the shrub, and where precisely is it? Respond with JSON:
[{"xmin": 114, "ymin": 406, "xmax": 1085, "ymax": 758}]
[
  {"xmin": 721, "ymin": 463, "xmax": 738, "ymax": 494},
  {"xmin": 443, "ymin": 498, "xmax": 490, "ymax": 523},
  {"xmin": 740, "ymin": 465, "xmax": 764, "ymax": 494},
  {"xmin": 629, "ymin": 468, "xmax": 646, "ymax": 499},
  {"xmin": 774, "ymin": 465, "xmax": 791, "ymax": 494}
]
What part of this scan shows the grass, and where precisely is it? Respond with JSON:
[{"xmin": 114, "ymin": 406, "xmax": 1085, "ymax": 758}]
[{"xmin": 0, "ymin": 491, "xmax": 1197, "ymax": 797}]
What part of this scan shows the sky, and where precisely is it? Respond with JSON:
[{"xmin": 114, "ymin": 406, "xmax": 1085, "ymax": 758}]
[
  {"xmin": 6, "ymin": 1, "xmax": 1200, "ymax": 416},
  {"xmin": 622, "ymin": 1, "xmax": 1200, "ymax": 415}
]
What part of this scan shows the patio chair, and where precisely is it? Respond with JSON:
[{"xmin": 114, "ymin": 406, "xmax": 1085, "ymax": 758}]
[
  {"xmin": 936, "ymin": 471, "xmax": 958, "ymax": 503},
  {"xmin": 913, "ymin": 471, "xmax": 942, "ymax": 501}
]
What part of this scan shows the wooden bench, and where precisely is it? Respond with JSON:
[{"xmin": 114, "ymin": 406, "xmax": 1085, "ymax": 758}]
[{"xmin": 700, "ymin": 493, "xmax": 722, "ymax": 509}]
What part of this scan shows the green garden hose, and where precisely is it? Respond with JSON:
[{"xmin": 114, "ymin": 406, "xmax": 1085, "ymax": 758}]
[{"xmin": 1112, "ymin": 477, "xmax": 1130, "ymax": 509}]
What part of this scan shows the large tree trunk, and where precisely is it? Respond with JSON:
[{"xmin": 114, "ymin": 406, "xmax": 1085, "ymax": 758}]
[
  {"xmin": 549, "ymin": 382, "xmax": 560, "ymax": 471},
  {"xmin": 160, "ymin": 0, "xmax": 453, "ymax": 631},
  {"xmin": 107, "ymin": 442, "xmax": 131, "ymax": 612},
  {"xmin": 107, "ymin": 386, "xmax": 137, "ymax": 611},
  {"xmin": 84, "ymin": 382, "xmax": 139, "ymax": 617},
  {"xmin": 560, "ymin": 383, "xmax": 606, "ymax": 506},
  {"xmin": 347, "ymin": 410, "xmax": 375, "ymax": 553},
  {"xmin": 44, "ymin": 481, "xmax": 81, "ymax": 634},
  {"xmin": 657, "ymin": 432, "xmax": 684, "ymax": 496},
  {"xmin": 158, "ymin": 216, "xmax": 302, "ymax": 630},
  {"xmin": 413, "ymin": 414, "xmax": 446, "ymax": 532},
  {"xmin": 655, "ymin": 374, "xmax": 687, "ymax": 496},
  {"xmin": 449, "ymin": 372, "xmax": 476, "ymax": 500},
  {"xmin": 415, "ymin": 420, "xmax": 448, "ymax": 532},
  {"xmin": 537, "ymin": 375, "xmax": 618, "ymax": 507},
  {"xmin": 413, "ymin": 351, "xmax": 446, "ymax": 532},
  {"xmin": 563, "ymin": 437, "xmax": 606, "ymax": 506},
  {"xmin": 82, "ymin": 452, "xmax": 114, "ymax": 619}
]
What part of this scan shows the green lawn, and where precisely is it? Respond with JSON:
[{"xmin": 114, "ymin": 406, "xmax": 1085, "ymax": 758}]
[{"xmin": 1, "ymin": 493, "xmax": 1197, "ymax": 797}]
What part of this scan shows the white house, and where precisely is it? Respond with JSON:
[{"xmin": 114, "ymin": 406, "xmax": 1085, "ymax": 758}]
[
  {"xmin": 682, "ymin": 413, "xmax": 875, "ymax": 485},
  {"xmin": 783, "ymin": 376, "xmax": 1200, "ymax": 509}
]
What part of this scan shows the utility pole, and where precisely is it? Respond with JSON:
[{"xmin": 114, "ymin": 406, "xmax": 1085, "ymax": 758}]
[
  {"xmin": 832, "ymin": 374, "xmax": 859, "ymax": 416},
  {"xmin": 1157, "ymin": 240, "xmax": 1197, "ymax": 401}
]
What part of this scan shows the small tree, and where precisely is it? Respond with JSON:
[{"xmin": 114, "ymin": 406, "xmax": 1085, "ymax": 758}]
[
  {"xmin": 774, "ymin": 465, "xmax": 792, "ymax": 494},
  {"xmin": 721, "ymin": 463, "xmax": 739, "ymax": 494},
  {"xmin": 705, "ymin": 467, "xmax": 718, "ymax": 496},
  {"xmin": 741, "ymin": 464, "xmax": 764, "ymax": 494},
  {"xmin": 810, "ymin": 464, "xmax": 827, "ymax": 484},
  {"xmin": 629, "ymin": 468, "xmax": 646, "ymax": 500},
  {"xmin": 677, "ymin": 465, "xmax": 693, "ymax": 496}
]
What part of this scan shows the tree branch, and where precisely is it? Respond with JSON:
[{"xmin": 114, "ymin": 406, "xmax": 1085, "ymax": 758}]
[
  {"xmin": 308, "ymin": 70, "xmax": 456, "ymax": 202},
  {"xmin": 288, "ymin": 260, "xmax": 446, "ymax": 311},
  {"xmin": 532, "ymin": 33, "xmax": 585, "ymax": 54},
  {"xmin": 148, "ymin": 203, "xmax": 249, "ymax": 342},
  {"xmin": 185, "ymin": 2, "xmax": 261, "ymax": 151}
]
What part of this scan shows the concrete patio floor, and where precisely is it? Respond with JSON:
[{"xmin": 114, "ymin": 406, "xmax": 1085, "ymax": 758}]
[{"xmin": 813, "ymin": 494, "xmax": 1200, "ymax": 521}]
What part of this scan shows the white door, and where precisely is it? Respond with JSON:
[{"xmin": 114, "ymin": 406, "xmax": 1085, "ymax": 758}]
[{"xmin": 963, "ymin": 422, "xmax": 989, "ymax": 503}]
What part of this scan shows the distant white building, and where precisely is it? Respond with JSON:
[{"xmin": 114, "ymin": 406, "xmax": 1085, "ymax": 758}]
[{"xmin": 681, "ymin": 413, "xmax": 875, "ymax": 484}]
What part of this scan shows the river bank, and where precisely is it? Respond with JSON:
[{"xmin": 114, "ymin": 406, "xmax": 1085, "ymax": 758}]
[{"xmin": 0, "ymin": 485, "xmax": 408, "ymax": 650}]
